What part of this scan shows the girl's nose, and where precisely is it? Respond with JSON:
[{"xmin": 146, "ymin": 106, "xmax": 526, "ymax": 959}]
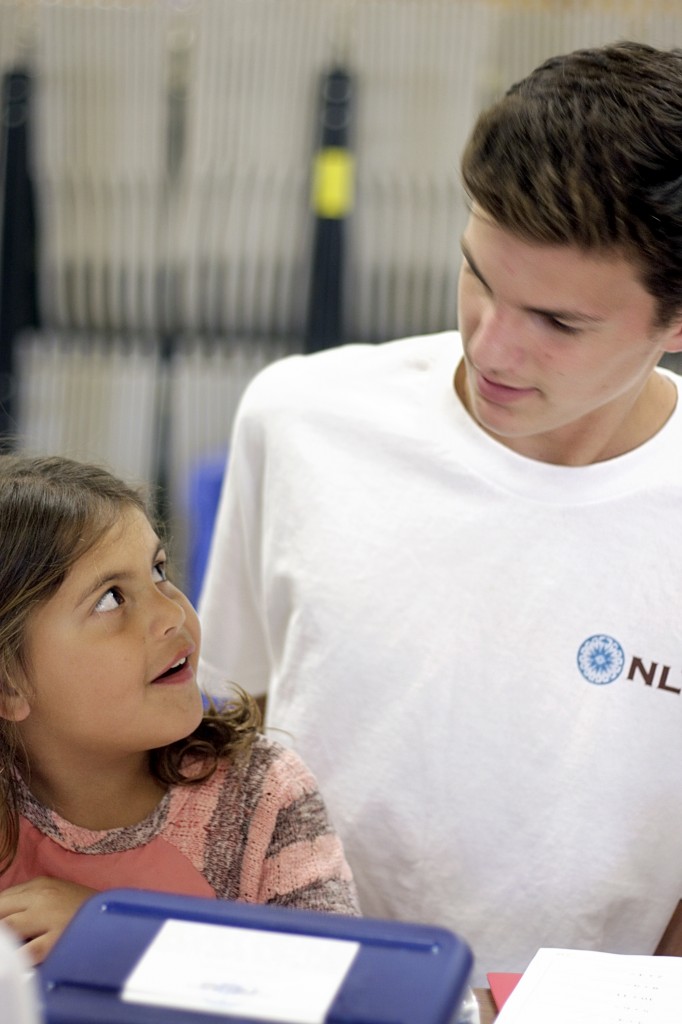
[{"xmin": 151, "ymin": 588, "xmax": 187, "ymax": 636}]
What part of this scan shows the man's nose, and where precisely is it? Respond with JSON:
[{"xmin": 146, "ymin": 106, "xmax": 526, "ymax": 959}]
[{"xmin": 468, "ymin": 303, "xmax": 525, "ymax": 374}]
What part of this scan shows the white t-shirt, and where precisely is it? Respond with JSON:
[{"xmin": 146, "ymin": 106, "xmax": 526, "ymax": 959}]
[{"xmin": 198, "ymin": 331, "xmax": 682, "ymax": 985}]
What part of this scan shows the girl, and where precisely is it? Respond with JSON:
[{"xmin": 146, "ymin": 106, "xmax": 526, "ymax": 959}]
[{"xmin": 0, "ymin": 454, "xmax": 358, "ymax": 964}]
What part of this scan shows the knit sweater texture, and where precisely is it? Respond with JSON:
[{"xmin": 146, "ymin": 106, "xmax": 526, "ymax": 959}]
[{"xmin": 2, "ymin": 735, "xmax": 359, "ymax": 917}]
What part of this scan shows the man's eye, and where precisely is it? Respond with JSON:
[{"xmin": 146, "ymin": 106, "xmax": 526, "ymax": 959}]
[
  {"xmin": 94, "ymin": 588, "xmax": 124, "ymax": 613},
  {"xmin": 547, "ymin": 315, "xmax": 579, "ymax": 335},
  {"xmin": 153, "ymin": 561, "xmax": 168, "ymax": 583}
]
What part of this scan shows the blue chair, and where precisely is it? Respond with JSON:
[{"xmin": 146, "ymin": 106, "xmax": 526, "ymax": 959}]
[{"xmin": 186, "ymin": 452, "xmax": 228, "ymax": 609}]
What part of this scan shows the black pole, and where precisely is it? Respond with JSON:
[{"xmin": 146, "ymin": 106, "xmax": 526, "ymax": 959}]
[
  {"xmin": 304, "ymin": 66, "xmax": 354, "ymax": 354},
  {"xmin": 0, "ymin": 69, "xmax": 39, "ymax": 445}
]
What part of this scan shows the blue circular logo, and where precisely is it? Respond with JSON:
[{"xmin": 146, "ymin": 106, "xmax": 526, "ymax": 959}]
[{"xmin": 577, "ymin": 635, "xmax": 625, "ymax": 685}]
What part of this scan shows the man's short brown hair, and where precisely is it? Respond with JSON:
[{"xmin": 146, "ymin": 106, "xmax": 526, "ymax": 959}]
[{"xmin": 461, "ymin": 42, "xmax": 682, "ymax": 326}]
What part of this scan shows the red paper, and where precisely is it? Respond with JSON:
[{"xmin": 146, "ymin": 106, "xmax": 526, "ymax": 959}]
[{"xmin": 486, "ymin": 972, "xmax": 523, "ymax": 1010}]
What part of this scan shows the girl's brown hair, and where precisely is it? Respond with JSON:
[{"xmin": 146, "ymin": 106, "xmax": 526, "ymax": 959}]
[{"xmin": 0, "ymin": 454, "xmax": 259, "ymax": 874}]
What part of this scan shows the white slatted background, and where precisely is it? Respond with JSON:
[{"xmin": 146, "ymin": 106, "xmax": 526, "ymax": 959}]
[{"xmin": 1, "ymin": 0, "xmax": 679, "ymax": 584}]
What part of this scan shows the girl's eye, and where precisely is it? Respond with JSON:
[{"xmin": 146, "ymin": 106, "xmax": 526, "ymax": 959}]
[
  {"xmin": 94, "ymin": 588, "xmax": 124, "ymax": 613},
  {"xmin": 153, "ymin": 560, "xmax": 168, "ymax": 583}
]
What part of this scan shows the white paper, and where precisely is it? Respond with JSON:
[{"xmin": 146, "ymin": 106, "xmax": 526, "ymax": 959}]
[
  {"xmin": 121, "ymin": 918, "xmax": 359, "ymax": 1023},
  {"xmin": 496, "ymin": 947, "xmax": 682, "ymax": 1024}
]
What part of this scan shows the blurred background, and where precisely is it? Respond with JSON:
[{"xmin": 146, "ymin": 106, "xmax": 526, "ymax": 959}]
[{"xmin": 0, "ymin": 0, "xmax": 680, "ymax": 598}]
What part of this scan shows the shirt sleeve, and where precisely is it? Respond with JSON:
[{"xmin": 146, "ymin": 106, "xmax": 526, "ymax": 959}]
[
  {"xmin": 237, "ymin": 739, "xmax": 361, "ymax": 917},
  {"xmin": 198, "ymin": 383, "xmax": 272, "ymax": 700}
]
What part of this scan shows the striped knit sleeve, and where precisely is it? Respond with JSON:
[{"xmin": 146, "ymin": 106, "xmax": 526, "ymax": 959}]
[{"xmin": 227, "ymin": 737, "xmax": 359, "ymax": 916}]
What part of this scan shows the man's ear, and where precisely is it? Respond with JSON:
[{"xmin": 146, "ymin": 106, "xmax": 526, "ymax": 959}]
[
  {"xmin": 661, "ymin": 314, "xmax": 682, "ymax": 355},
  {"xmin": 0, "ymin": 681, "xmax": 30, "ymax": 722}
]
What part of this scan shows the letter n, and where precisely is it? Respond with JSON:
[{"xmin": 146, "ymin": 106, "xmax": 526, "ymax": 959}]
[{"xmin": 627, "ymin": 658, "xmax": 657, "ymax": 686}]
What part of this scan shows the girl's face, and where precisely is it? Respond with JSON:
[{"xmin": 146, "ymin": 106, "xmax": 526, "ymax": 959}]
[{"xmin": 14, "ymin": 506, "xmax": 203, "ymax": 772}]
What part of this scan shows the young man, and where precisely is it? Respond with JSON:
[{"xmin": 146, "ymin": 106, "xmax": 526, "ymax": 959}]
[{"xmin": 198, "ymin": 42, "xmax": 682, "ymax": 984}]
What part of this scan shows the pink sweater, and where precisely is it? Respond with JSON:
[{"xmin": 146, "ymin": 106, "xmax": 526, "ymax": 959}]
[{"xmin": 2, "ymin": 736, "xmax": 359, "ymax": 916}]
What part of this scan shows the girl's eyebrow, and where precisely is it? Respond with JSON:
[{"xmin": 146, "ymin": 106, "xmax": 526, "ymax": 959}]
[
  {"xmin": 75, "ymin": 542, "xmax": 165, "ymax": 607},
  {"xmin": 77, "ymin": 570, "xmax": 133, "ymax": 607}
]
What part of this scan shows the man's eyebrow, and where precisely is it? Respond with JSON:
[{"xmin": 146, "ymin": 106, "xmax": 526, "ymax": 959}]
[
  {"xmin": 460, "ymin": 239, "xmax": 487, "ymax": 287},
  {"xmin": 459, "ymin": 237, "xmax": 605, "ymax": 326}
]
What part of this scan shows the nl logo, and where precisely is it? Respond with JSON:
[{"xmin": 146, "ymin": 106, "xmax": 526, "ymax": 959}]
[{"xmin": 577, "ymin": 634, "xmax": 681, "ymax": 694}]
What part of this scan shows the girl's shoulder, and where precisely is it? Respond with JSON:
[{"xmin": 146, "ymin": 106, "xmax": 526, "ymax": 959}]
[
  {"xmin": 197, "ymin": 734, "xmax": 318, "ymax": 798},
  {"xmin": 170, "ymin": 734, "xmax": 320, "ymax": 821},
  {"xmin": 242, "ymin": 734, "xmax": 320, "ymax": 796}
]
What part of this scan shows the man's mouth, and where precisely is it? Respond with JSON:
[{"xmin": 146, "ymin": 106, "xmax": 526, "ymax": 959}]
[{"xmin": 476, "ymin": 371, "xmax": 537, "ymax": 404}]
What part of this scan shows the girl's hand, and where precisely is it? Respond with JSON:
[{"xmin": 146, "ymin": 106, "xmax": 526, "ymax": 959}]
[{"xmin": 0, "ymin": 876, "xmax": 96, "ymax": 964}]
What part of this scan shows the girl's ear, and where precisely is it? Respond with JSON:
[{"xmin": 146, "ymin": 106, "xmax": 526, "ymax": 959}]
[{"xmin": 0, "ymin": 682, "xmax": 30, "ymax": 722}]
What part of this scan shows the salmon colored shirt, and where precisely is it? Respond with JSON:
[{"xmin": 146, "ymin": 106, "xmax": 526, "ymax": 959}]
[{"xmin": 2, "ymin": 735, "xmax": 359, "ymax": 916}]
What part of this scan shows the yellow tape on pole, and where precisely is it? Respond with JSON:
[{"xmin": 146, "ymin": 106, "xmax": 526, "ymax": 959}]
[{"xmin": 311, "ymin": 147, "xmax": 355, "ymax": 219}]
